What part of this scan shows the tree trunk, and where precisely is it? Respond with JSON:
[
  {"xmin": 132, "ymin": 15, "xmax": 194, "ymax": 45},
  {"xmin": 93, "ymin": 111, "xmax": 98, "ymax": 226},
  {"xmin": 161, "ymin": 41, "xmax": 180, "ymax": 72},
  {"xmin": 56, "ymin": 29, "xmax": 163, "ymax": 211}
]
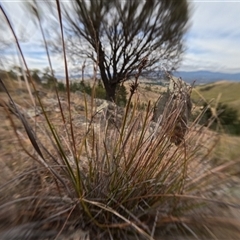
[
  {"xmin": 97, "ymin": 42, "xmax": 117, "ymax": 102},
  {"xmin": 99, "ymin": 69, "xmax": 117, "ymax": 102},
  {"xmin": 106, "ymin": 83, "xmax": 117, "ymax": 102}
]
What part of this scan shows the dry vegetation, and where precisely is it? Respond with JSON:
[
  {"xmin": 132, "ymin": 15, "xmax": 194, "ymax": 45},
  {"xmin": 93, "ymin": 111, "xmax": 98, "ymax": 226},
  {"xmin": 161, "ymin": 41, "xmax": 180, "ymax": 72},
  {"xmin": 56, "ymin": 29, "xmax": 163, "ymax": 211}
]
[
  {"xmin": 1, "ymin": 2, "xmax": 240, "ymax": 238},
  {"xmin": 125, "ymin": 81, "xmax": 166, "ymax": 103},
  {"xmin": 1, "ymin": 75, "xmax": 240, "ymax": 239},
  {"xmin": 191, "ymin": 81, "xmax": 240, "ymax": 116}
]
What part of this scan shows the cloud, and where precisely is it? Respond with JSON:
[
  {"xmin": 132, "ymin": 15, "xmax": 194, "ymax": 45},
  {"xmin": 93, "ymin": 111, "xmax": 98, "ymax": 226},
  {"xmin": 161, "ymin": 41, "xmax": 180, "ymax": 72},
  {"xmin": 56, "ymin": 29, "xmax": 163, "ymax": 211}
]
[
  {"xmin": 180, "ymin": 1, "xmax": 240, "ymax": 73},
  {"xmin": 190, "ymin": 1, "xmax": 240, "ymax": 35},
  {"xmin": 1, "ymin": 1, "xmax": 240, "ymax": 76}
]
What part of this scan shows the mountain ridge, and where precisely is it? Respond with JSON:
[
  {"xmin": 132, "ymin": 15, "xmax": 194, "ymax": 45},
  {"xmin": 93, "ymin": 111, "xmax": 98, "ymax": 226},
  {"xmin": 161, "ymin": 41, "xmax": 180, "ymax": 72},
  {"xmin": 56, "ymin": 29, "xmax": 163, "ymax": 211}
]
[
  {"xmin": 173, "ymin": 70, "xmax": 240, "ymax": 84},
  {"xmin": 56, "ymin": 70, "xmax": 240, "ymax": 84}
]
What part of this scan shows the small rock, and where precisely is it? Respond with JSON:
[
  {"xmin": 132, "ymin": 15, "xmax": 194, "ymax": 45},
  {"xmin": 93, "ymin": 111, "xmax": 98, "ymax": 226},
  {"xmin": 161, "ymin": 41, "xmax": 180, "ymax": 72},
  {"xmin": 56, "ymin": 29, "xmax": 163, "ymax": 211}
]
[
  {"xmin": 75, "ymin": 91, "xmax": 91, "ymax": 100},
  {"xmin": 32, "ymin": 90, "xmax": 47, "ymax": 98},
  {"xmin": 75, "ymin": 105, "xmax": 85, "ymax": 112},
  {"xmin": 96, "ymin": 100, "xmax": 109, "ymax": 113},
  {"xmin": 95, "ymin": 98, "xmax": 105, "ymax": 107},
  {"xmin": 73, "ymin": 114, "xmax": 89, "ymax": 126},
  {"xmin": 26, "ymin": 107, "xmax": 42, "ymax": 117}
]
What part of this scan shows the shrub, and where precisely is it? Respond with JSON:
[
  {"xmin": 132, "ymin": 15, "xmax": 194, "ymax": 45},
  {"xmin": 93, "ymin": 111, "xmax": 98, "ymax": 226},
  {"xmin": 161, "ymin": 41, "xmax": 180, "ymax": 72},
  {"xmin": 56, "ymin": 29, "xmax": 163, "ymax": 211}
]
[
  {"xmin": 69, "ymin": 81, "xmax": 81, "ymax": 92},
  {"xmin": 69, "ymin": 80, "xmax": 92, "ymax": 94},
  {"xmin": 60, "ymin": 80, "xmax": 126, "ymax": 106},
  {"xmin": 145, "ymin": 84, "xmax": 152, "ymax": 91},
  {"xmin": 57, "ymin": 81, "xmax": 66, "ymax": 92},
  {"xmin": 93, "ymin": 80, "xmax": 106, "ymax": 99},
  {"xmin": 7, "ymin": 70, "xmax": 18, "ymax": 80},
  {"xmin": 115, "ymin": 83, "xmax": 128, "ymax": 107},
  {"xmin": 201, "ymin": 102, "xmax": 240, "ymax": 135}
]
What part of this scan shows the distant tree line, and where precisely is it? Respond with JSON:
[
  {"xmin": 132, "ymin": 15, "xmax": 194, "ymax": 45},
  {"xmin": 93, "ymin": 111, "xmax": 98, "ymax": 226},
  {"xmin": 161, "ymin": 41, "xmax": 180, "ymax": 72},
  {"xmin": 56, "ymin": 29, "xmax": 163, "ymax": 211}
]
[
  {"xmin": 2, "ymin": 66, "xmax": 128, "ymax": 107},
  {"xmin": 2, "ymin": 66, "xmax": 57, "ymax": 87}
]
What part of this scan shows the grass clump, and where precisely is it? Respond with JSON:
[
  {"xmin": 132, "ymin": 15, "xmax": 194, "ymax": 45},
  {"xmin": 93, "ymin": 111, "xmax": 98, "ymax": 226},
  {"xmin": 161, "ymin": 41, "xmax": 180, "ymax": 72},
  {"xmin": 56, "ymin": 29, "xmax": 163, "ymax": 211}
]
[
  {"xmin": 1, "ymin": 71, "xmax": 240, "ymax": 239},
  {"xmin": 1, "ymin": 3, "xmax": 240, "ymax": 240}
]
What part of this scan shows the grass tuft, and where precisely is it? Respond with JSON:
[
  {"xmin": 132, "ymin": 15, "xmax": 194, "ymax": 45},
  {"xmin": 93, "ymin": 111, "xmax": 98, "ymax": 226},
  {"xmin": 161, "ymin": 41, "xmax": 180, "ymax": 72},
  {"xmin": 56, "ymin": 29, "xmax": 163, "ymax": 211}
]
[{"xmin": 1, "ymin": 3, "xmax": 240, "ymax": 240}]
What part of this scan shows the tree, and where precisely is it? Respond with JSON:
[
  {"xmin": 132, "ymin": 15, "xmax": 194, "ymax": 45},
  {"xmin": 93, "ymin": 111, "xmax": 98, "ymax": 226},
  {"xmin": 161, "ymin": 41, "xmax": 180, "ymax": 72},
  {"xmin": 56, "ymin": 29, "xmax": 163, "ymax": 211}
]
[
  {"xmin": 12, "ymin": 65, "xmax": 24, "ymax": 79},
  {"xmin": 51, "ymin": 0, "xmax": 189, "ymax": 101},
  {"xmin": 30, "ymin": 69, "xmax": 42, "ymax": 83},
  {"xmin": 7, "ymin": 70, "xmax": 17, "ymax": 80},
  {"xmin": 42, "ymin": 67, "xmax": 57, "ymax": 88}
]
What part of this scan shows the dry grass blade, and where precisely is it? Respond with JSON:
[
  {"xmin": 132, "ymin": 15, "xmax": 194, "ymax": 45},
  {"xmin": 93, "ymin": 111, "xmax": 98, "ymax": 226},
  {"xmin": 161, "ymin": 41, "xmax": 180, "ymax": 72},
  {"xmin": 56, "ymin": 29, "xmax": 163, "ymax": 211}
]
[
  {"xmin": 55, "ymin": 0, "xmax": 77, "ymax": 156},
  {"xmin": 1, "ymin": 2, "xmax": 240, "ymax": 239},
  {"xmin": 0, "ymin": 78, "xmax": 43, "ymax": 158},
  {"xmin": 0, "ymin": 5, "xmax": 34, "ymax": 104},
  {"xmin": 82, "ymin": 198, "xmax": 154, "ymax": 240}
]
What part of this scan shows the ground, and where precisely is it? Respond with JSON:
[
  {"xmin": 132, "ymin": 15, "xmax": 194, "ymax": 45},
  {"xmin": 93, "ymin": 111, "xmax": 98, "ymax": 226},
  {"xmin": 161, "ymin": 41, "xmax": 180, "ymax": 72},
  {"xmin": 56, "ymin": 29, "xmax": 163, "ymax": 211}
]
[{"xmin": 1, "ymin": 78, "xmax": 240, "ymax": 239}]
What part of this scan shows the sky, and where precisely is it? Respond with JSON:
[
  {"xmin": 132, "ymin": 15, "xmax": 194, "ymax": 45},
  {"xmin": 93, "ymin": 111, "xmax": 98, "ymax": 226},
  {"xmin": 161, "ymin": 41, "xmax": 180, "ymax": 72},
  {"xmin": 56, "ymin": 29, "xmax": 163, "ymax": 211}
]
[
  {"xmin": 181, "ymin": 0, "xmax": 240, "ymax": 74},
  {"xmin": 1, "ymin": 0, "xmax": 240, "ymax": 76}
]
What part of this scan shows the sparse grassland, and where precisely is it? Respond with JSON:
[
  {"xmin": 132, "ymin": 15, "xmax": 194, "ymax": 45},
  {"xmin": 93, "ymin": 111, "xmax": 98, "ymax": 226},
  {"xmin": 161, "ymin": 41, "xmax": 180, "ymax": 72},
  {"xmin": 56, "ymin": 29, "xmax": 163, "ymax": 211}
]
[
  {"xmin": 211, "ymin": 134, "xmax": 240, "ymax": 164},
  {"xmin": 1, "ymin": 75, "xmax": 240, "ymax": 239},
  {"xmin": 1, "ymin": 2, "xmax": 240, "ymax": 238},
  {"xmin": 125, "ymin": 81, "xmax": 166, "ymax": 104},
  {"xmin": 191, "ymin": 81, "xmax": 240, "ymax": 116}
]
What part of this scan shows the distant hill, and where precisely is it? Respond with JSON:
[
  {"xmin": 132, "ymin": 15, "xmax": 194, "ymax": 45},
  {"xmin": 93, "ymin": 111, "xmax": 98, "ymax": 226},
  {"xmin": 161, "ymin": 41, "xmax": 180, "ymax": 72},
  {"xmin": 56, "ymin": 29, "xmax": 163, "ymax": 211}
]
[
  {"xmin": 56, "ymin": 70, "xmax": 240, "ymax": 85},
  {"xmin": 191, "ymin": 81, "xmax": 240, "ymax": 115},
  {"xmin": 174, "ymin": 71, "xmax": 240, "ymax": 84}
]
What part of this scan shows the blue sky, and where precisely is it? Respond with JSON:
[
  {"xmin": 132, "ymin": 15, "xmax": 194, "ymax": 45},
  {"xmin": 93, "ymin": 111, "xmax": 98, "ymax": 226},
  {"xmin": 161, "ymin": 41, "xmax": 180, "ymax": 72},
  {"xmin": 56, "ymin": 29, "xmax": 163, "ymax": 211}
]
[
  {"xmin": 181, "ymin": 0, "xmax": 240, "ymax": 73},
  {"xmin": 1, "ymin": 0, "xmax": 240, "ymax": 76}
]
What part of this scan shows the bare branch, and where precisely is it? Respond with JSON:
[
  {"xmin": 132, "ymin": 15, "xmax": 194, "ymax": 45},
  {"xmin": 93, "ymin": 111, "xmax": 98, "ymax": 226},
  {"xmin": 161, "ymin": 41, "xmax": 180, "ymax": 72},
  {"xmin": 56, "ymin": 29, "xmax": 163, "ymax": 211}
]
[{"xmin": 36, "ymin": 0, "xmax": 190, "ymax": 101}]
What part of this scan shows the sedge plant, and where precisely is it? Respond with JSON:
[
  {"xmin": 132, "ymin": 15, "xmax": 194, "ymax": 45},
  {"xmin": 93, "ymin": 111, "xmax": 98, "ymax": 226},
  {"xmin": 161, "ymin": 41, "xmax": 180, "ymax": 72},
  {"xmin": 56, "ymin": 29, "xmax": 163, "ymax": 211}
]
[{"xmin": 1, "ymin": 2, "xmax": 240, "ymax": 239}]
